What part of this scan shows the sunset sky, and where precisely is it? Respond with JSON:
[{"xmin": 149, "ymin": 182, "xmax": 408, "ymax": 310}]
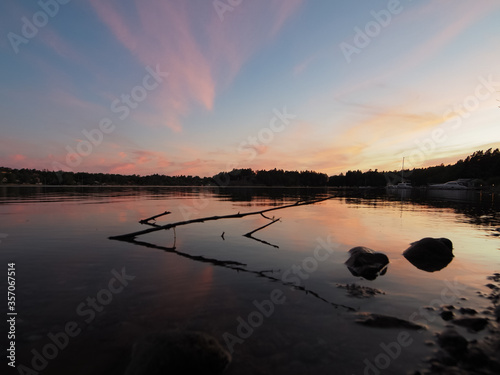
[{"xmin": 1, "ymin": 0, "xmax": 499, "ymax": 177}]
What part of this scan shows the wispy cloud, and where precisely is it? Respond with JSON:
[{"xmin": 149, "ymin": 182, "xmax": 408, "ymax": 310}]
[
  {"xmin": 89, "ymin": 0, "xmax": 302, "ymax": 132},
  {"xmin": 335, "ymin": 0, "xmax": 499, "ymax": 101},
  {"xmin": 293, "ymin": 54, "xmax": 317, "ymax": 76}
]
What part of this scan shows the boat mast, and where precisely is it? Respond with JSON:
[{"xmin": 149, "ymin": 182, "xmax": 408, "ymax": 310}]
[{"xmin": 401, "ymin": 157, "xmax": 404, "ymax": 183}]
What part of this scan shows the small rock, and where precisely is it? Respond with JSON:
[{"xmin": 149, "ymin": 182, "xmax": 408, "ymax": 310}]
[
  {"xmin": 355, "ymin": 313, "xmax": 425, "ymax": 330},
  {"xmin": 437, "ymin": 329, "xmax": 468, "ymax": 357},
  {"xmin": 442, "ymin": 305, "xmax": 456, "ymax": 310},
  {"xmin": 459, "ymin": 307, "xmax": 477, "ymax": 315},
  {"xmin": 440, "ymin": 310, "xmax": 454, "ymax": 321},
  {"xmin": 452, "ymin": 317, "xmax": 489, "ymax": 332},
  {"xmin": 336, "ymin": 283, "xmax": 385, "ymax": 298}
]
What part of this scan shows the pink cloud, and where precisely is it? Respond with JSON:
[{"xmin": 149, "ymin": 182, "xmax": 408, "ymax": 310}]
[
  {"xmin": 89, "ymin": 0, "xmax": 214, "ymax": 132},
  {"xmin": 11, "ymin": 154, "xmax": 27, "ymax": 162},
  {"xmin": 89, "ymin": 0, "xmax": 302, "ymax": 132}
]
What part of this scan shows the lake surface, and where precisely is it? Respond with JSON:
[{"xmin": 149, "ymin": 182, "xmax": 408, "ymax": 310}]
[{"xmin": 1, "ymin": 186, "xmax": 499, "ymax": 375}]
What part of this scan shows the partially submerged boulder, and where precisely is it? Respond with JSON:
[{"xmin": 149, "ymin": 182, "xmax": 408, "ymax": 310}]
[
  {"xmin": 437, "ymin": 328, "xmax": 468, "ymax": 357},
  {"xmin": 345, "ymin": 246, "xmax": 389, "ymax": 280},
  {"xmin": 124, "ymin": 331, "xmax": 231, "ymax": 375},
  {"xmin": 403, "ymin": 237, "xmax": 454, "ymax": 272},
  {"xmin": 355, "ymin": 312, "xmax": 425, "ymax": 330},
  {"xmin": 452, "ymin": 317, "xmax": 489, "ymax": 332}
]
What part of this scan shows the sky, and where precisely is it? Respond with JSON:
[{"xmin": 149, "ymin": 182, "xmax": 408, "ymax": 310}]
[{"xmin": 1, "ymin": 0, "xmax": 499, "ymax": 177}]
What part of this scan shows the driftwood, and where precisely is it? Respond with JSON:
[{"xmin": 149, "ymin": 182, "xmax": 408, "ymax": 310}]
[
  {"xmin": 139, "ymin": 211, "xmax": 171, "ymax": 224},
  {"xmin": 244, "ymin": 217, "xmax": 280, "ymax": 237},
  {"xmin": 243, "ymin": 215, "xmax": 281, "ymax": 248},
  {"xmin": 109, "ymin": 196, "xmax": 333, "ymax": 241}
]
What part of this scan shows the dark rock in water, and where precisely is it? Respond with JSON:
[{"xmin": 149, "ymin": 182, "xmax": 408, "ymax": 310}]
[
  {"xmin": 355, "ymin": 313, "xmax": 425, "ymax": 330},
  {"xmin": 440, "ymin": 310, "xmax": 455, "ymax": 321},
  {"xmin": 403, "ymin": 237, "xmax": 454, "ymax": 272},
  {"xmin": 452, "ymin": 317, "xmax": 489, "ymax": 332},
  {"xmin": 336, "ymin": 283, "xmax": 385, "ymax": 298},
  {"xmin": 437, "ymin": 329, "xmax": 468, "ymax": 357},
  {"xmin": 459, "ymin": 307, "xmax": 477, "ymax": 315},
  {"xmin": 124, "ymin": 331, "xmax": 231, "ymax": 375},
  {"xmin": 345, "ymin": 246, "xmax": 389, "ymax": 280}
]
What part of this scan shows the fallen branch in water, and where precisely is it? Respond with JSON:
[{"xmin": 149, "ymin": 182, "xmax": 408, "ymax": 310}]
[
  {"xmin": 244, "ymin": 218, "xmax": 280, "ymax": 237},
  {"xmin": 139, "ymin": 211, "xmax": 171, "ymax": 224},
  {"xmin": 109, "ymin": 196, "xmax": 333, "ymax": 241},
  {"xmin": 243, "ymin": 217, "xmax": 281, "ymax": 249}
]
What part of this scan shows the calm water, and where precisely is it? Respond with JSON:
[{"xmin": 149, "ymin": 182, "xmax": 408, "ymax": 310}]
[{"xmin": 1, "ymin": 186, "xmax": 499, "ymax": 375}]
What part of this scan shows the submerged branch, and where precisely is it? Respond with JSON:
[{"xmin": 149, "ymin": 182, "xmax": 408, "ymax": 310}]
[
  {"xmin": 110, "ymin": 196, "xmax": 333, "ymax": 240},
  {"xmin": 243, "ymin": 217, "xmax": 281, "ymax": 248},
  {"xmin": 260, "ymin": 212, "xmax": 275, "ymax": 221},
  {"xmin": 244, "ymin": 218, "xmax": 280, "ymax": 237}
]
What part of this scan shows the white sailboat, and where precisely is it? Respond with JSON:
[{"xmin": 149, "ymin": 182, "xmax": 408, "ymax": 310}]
[{"xmin": 387, "ymin": 157, "xmax": 412, "ymax": 189}]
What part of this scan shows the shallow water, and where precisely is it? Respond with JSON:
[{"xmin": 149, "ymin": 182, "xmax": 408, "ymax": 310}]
[{"xmin": 1, "ymin": 186, "xmax": 499, "ymax": 374}]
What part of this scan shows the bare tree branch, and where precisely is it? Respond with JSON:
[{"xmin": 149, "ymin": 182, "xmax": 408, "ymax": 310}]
[
  {"xmin": 110, "ymin": 196, "xmax": 333, "ymax": 240},
  {"xmin": 139, "ymin": 211, "xmax": 171, "ymax": 224}
]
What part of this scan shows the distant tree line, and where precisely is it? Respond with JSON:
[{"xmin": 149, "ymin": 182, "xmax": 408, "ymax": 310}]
[
  {"xmin": 328, "ymin": 148, "xmax": 500, "ymax": 187},
  {"xmin": 1, "ymin": 148, "xmax": 498, "ymax": 187},
  {"xmin": 212, "ymin": 168, "xmax": 329, "ymax": 187},
  {"xmin": 0, "ymin": 167, "xmax": 328, "ymax": 187},
  {"xmin": 0, "ymin": 169, "xmax": 211, "ymax": 186}
]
